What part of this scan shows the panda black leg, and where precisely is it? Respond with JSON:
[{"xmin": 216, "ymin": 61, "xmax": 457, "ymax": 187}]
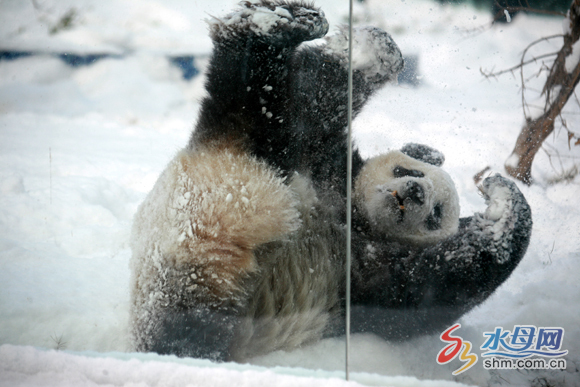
[
  {"xmin": 286, "ymin": 27, "xmax": 404, "ymax": 190},
  {"xmin": 190, "ymin": 0, "xmax": 329, "ymax": 160},
  {"xmin": 291, "ymin": 26, "xmax": 403, "ymax": 127},
  {"xmin": 142, "ymin": 288, "xmax": 243, "ymax": 362}
]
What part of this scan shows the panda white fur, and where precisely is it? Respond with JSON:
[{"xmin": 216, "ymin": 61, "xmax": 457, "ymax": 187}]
[
  {"xmin": 355, "ymin": 147, "xmax": 460, "ymax": 246},
  {"xmin": 130, "ymin": 0, "xmax": 532, "ymax": 362}
]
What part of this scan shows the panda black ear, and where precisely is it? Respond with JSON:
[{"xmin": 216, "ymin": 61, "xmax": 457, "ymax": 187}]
[{"xmin": 401, "ymin": 143, "xmax": 445, "ymax": 167}]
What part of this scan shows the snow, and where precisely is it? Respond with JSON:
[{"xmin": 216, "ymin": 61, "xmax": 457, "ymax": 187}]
[
  {"xmin": 504, "ymin": 153, "xmax": 519, "ymax": 169},
  {"xmin": 326, "ymin": 26, "xmax": 403, "ymax": 79},
  {"xmin": 0, "ymin": 0, "xmax": 579, "ymax": 386},
  {"xmin": 209, "ymin": 1, "xmax": 329, "ymax": 42},
  {"xmin": 0, "ymin": 345, "xmax": 472, "ymax": 387},
  {"xmin": 503, "ymin": 10, "xmax": 512, "ymax": 23},
  {"xmin": 482, "ymin": 180, "xmax": 511, "ymax": 223},
  {"xmin": 566, "ymin": 39, "xmax": 580, "ymax": 74}
]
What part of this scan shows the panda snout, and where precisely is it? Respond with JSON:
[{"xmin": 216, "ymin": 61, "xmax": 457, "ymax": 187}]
[
  {"xmin": 384, "ymin": 181, "xmax": 425, "ymax": 211},
  {"xmin": 404, "ymin": 181, "xmax": 425, "ymax": 205}
]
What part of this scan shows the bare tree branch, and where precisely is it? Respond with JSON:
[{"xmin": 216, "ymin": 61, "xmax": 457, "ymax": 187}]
[{"xmin": 504, "ymin": 0, "xmax": 580, "ymax": 184}]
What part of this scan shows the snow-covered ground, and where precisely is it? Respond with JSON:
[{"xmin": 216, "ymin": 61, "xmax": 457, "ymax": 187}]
[{"xmin": 1, "ymin": 0, "xmax": 579, "ymax": 386}]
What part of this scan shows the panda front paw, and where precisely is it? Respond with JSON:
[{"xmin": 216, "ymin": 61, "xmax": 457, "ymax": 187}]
[
  {"xmin": 471, "ymin": 174, "xmax": 532, "ymax": 264},
  {"xmin": 324, "ymin": 26, "xmax": 404, "ymax": 83},
  {"xmin": 480, "ymin": 174, "xmax": 521, "ymax": 222},
  {"xmin": 210, "ymin": 0, "xmax": 329, "ymax": 45}
]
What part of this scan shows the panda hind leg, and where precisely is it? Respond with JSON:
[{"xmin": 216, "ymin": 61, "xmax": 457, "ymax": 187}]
[
  {"xmin": 191, "ymin": 1, "xmax": 329, "ymax": 154},
  {"xmin": 130, "ymin": 148, "xmax": 302, "ymax": 360}
]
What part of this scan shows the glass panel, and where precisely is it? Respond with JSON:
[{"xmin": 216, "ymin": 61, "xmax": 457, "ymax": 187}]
[
  {"xmin": 2, "ymin": 0, "xmax": 577, "ymax": 386},
  {"xmin": 347, "ymin": 1, "xmax": 577, "ymax": 386},
  {"xmin": 0, "ymin": 0, "xmax": 353, "ymax": 382}
]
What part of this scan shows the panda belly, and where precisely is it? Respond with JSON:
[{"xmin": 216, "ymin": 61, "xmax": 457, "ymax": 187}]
[{"xmin": 230, "ymin": 175, "xmax": 345, "ymax": 361}]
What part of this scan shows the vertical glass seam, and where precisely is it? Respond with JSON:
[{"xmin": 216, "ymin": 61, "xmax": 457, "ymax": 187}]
[{"xmin": 345, "ymin": 0, "xmax": 354, "ymax": 381}]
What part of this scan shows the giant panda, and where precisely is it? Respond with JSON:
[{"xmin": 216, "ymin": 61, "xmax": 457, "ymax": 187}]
[{"xmin": 130, "ymin": 0, "xmax": 532, "ymax": 362}]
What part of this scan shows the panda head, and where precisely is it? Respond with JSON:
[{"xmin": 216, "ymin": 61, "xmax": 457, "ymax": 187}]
[{"xmin": 354, "ymin": 144, "xmax": 460, "ymax": 246}]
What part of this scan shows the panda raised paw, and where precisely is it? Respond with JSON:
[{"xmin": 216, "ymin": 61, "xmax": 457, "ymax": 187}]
[
  {"xmin": 476, "ymin": 174, "xmax": 532, "ymax": 258},
  {"xmin": 475, "ymin": 174, "xmax": 521, "ymax": 221},
  {"xmin": 323, "ymin": 26, "xmax": 404, "ymax": 84},
  {"xmin": 210, "ymin": 0, "xmax": 329, "ymax": 45}
]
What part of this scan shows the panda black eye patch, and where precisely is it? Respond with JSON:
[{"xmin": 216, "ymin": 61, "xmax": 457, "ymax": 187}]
[
  {"xmin": 393, "ymin": 166, "xmax": 425, "ymax": 178},
  {"xmin": 425, "ymin": 203, "xmax": 443, "ymax": 230}
]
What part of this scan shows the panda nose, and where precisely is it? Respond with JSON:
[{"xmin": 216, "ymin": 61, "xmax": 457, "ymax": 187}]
[{"xmin": 405, "ymin": 181, "xmax": 424, "ymax": 205}]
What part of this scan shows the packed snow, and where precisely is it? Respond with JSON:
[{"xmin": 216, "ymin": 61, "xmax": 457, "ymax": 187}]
[{"xmin": 1, "ymin": 0, "xmax": 579, "ymax": 386}]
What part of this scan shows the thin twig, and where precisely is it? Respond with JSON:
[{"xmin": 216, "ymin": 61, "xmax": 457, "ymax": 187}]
[
  {"xmin": 519, "ymin": 35, "xmax": 564, "ymax": 119},
  {"xmin": 481, "ymin": 52, "xmax": 558, "ymax": 78}
]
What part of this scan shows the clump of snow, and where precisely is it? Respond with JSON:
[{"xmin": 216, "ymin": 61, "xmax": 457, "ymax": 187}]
[
  {"xmin": 322, "ymin": 26, "xmax": 403, "ymax": 81},
  {"xmin": 503, "ymin": 10, "xmax": 512, "ymax": 23},
  {"xmin": 483, "ymin": 182, "xmax": 512, "ymax": 222},
  {"xmin": 209, "ymin": 1, "xmax": 328, "ymax": 41},
  {"xmin": 504, "ymin": 153, "xmax": 519, "ymax": 169},
  {"xmin": 0, "ymin": 0, "xmax": 579, "ymax": 386}
]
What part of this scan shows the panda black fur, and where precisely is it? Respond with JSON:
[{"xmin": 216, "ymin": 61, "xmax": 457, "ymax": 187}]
[
  {"xmin": 130, "ymin": 0, "xmax": 532, "ymax": 362},
  {"xmin": 350, "ymin": 152, "xmax": 532, "ymax": 340}
]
